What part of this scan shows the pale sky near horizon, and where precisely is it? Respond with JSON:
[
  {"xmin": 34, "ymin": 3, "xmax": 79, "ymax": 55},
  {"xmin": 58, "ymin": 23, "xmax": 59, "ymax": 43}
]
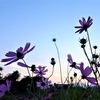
[{"xmin": 0, "ymin": 0, "xmax": 100, "ymax": 83}]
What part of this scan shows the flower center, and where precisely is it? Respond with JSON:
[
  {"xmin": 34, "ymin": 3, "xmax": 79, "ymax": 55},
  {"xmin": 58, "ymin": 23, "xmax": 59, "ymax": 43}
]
[
  {"xmin": 41, "ymin": 82, "xmax": 45, "ymax": 86},
  {"xmin": 83, "ymin": 24, "xmax": 88, "ymax": 31},
  {"xmin": 16, "ymin": 52, "xmax": 23, "ymax": 59},
  {"xmin": 71, "ymin": 62, "xmax": 76, "ymax": 68},
  {"xmin": 39, "ymin": 71, "xmax": 42, "ymax": 75},
  {"xmin": 81, "ymin": 75, "xmax": 86, "ymax": 79}
]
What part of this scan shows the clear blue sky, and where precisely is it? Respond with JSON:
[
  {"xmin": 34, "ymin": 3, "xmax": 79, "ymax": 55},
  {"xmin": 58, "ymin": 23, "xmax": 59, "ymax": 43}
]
[{"xmin": 0, "ymin": 0, "xmax": 100, "ymax": 83}]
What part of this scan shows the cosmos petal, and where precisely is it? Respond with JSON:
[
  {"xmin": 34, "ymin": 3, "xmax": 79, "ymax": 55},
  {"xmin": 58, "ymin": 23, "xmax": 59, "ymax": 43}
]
[
  {"xmin": 5, "ymin": 52, "xmax": 16, "ymax": 57},
  {"xmin": 87, "ymin": 77, "xmax": 97, "ymax": 85},
  {"xmin": 23, "ymin": 43, "xmax": 30, "ymax": 52},
  {"xmin": 1, "ymin": 57, "xmax": 15, "ymax": 62},
  {"xmin": 84, "ymin": 66, "xmax": 92, "ymax": 76},
  {"xmin": 24, "ymin": 46, "xmax": 35, "ymax": 54},
  {"xmin": 17, "ymin": 62, "xmax": 31, "ymax": 68},
  {"xmin": 67, "ymin": 54, "xmax": 73, "ymax": 63}
]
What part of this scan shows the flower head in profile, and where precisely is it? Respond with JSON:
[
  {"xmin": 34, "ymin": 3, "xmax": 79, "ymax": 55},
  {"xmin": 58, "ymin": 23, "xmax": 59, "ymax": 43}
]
[
  {"xmin": 67, "ymin": 54, "xmax": 80, "ymax": 69},
  {"xmin": 36, "ymin": 78, "xmax": 51, "ymax": 90},
  {"xmin": 79, "ymin": 62, "xmax": 97, "ymax": 85},
  {"xmin": 1, "ymin": 43, "xmax": 35, "ymax": 66},
  {"xmin": 75, "ymin": 16, "xmax": 93, "ymax": 34},
  {"xmin": 34, "ymin": 66, "xmax": 48, "ymax": 77},
  {"xmin": 42, "ymin": 93, "xmax": 52, "ymax": 100},
  {"xmin": 0, "ymin": 80, "xmax": 11, "ymax": 98}
]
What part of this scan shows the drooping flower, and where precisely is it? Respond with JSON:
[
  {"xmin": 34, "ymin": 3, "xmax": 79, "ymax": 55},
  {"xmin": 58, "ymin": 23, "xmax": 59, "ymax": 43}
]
[
  {"xmin": 34, "ymin": 66, "xmax": 48, "ymax": 77},
  {"xmin": 42, "ymin": 93, "xmax": 52, "ymax": 100},
  {"xmin": 36, "ymin": 78, "xmax": 51, "ymax": 90},
  {"xmin": 79, "ymin": 62, "xmax": 97, "ymax": 85},
  {"xmin": 1, "ymin": 43, "xmax": 35, "ymax": 66},
  {"xmin": 67, "ymin": 54, "xmax": 80, "ymax": 69},
  {"xmin": 75, "ymin": 16, "xmax": 93, "ymax": 34},
  {"xmin": 0, "ymin": 80, "xmax": 11, "ymax": 98}
]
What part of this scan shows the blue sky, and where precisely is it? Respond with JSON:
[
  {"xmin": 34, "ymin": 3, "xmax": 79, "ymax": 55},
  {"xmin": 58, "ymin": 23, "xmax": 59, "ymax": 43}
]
[{"xmin": 0, "ymin": 0, "xmax": 100, "ymax": 83}]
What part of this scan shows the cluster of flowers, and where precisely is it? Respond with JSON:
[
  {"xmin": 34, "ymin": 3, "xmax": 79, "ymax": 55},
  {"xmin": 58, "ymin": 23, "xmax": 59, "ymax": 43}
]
[{"xmin": 0, "ymin": 16, "xmax": 99, "ymax": 100}]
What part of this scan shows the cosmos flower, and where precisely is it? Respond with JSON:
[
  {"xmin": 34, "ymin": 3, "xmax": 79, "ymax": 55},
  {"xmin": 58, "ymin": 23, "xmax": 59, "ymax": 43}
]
[
  {"xmin": 0, "ymin": 80, "xmax": 11, "ymax": 98},
  {"xmin": 42, "ymin": 93, "xmax": 52, "ymax": 100},
  {"xmin": 34, "ymin": 66, "xmax": 48, "ymax": 77},
  {"xmin": 36, "ymin": 78, "xmax": 51, "ymax": 90},
  {"xmin": 1, "ymin": 43, "xmax": 35, "ymax": 66},
  {"xmin": 79, "ymin": 62, "xmax": 97, "ymax": 85},
  {"xmin": 67, "ymin": 54, "xmax": 80, "ymax": 69},
  {"xmin": 75, "ymin": 16, "xmax": 93, "ymax": 34}
]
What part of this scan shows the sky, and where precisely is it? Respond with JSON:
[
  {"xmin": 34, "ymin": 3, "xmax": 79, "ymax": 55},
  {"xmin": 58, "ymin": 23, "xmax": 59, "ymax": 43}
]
[{"xmin": 0, "ymin": 0, "xmax": 100, "ymax": 84}]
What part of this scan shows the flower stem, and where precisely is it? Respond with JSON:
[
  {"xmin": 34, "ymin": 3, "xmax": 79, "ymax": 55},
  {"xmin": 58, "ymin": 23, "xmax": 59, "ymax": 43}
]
[
  {"xmin": 22, "ymin": 59, "xmax": 31, "ymax": 77},
  {"xmin": 54, "ymin": 42, "xmax": 63, "ymax": 84},
  {"xmin": 48, "ymin": 65, "xmax": 54, "ymax": 79},
  {"xmin": 86, "ymin": 30, "xmax": 93, "ymax": 56}
]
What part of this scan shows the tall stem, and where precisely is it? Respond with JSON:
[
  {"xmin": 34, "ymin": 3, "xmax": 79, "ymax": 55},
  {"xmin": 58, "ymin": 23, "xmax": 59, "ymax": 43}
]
[
  {"xmin": 86, "ymin": 30, "xmax": 93, "ymax": 56},
  {"xmin": 54, "ymin": 42, "xmax": 63, "ymax": 84}
]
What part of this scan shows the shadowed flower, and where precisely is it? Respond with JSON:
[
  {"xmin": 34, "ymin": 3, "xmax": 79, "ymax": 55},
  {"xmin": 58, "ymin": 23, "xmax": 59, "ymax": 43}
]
[
  {"xmin": 79, "ymin": 62, "xmax": 97, "ymax": 85},
  {"xmin": 0, "ymin": 80, "xmax": 11, "ymax": 98},
  {"xmin": 67, "ymin": 54, "xmax": 80, "ymax": 69},
  {"xmin": 34, "ymin": 66, "xmax": 48, "ymax": 76},
  {"xmin": 50, "ymin": 58, "xmax": 56, "ymax": 66},
  {"xmin": 42, "ymin": 93, "xmax": 52, "ymax": 100},
  {"xmin": 75, "ymin": 16, "xmax": 93, "ymax": 33},
  {"xmin": 36, "ymin": 78, "xmax": 51, "ymax": 90},
  {"xmin": 1, "ymin": 43, "xmax": 35, "ymax": 66}
]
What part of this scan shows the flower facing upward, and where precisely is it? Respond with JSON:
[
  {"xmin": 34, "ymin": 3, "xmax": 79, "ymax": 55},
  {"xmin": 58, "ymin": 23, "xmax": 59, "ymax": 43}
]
[
  {"xmin": 75, "ymin": 16, "xmax": 93, "ymax": 34},
  {"xmin": 67, "ymin": 54, "xmax": 80, "ymax": 69},
  {"xmin": 42, "ymin": 93, "xmax": 52, "ymax": 100},
  {"xmin": 36, "ymin": 78, "xmax": 51, "ymax": 90},
  {"xmin": 34, "ymin": 66, "xmax": 48, "ymax": 77},
  {"xmin": 0, "ymin": 80, "xmax": 11, "ymax": 98},
  {"xmin": 79, "ymin": 62, "xmax": 97, "ymax": 85},
  {"xmin": 1, "ymin": 43, "xmax": 35, "ymax": 66}
]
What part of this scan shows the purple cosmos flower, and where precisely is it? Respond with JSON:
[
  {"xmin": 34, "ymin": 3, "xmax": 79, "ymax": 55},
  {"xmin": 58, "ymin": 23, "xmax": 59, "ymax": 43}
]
[
  {"xmin": 36, "ymin": 78, "xmax": 51, "ymax": 90},
  {"xmin": 79, "ymin": 62, "xmax": 97, "ymax": 85},
  {"xmin": 67, "ymin": 54, "xmax": 80, "ymax": 69},
  {"xmin": 0, "ymin": 80, "xmax": 11, "ymax": 98},
  {"xmin": 34, "ymin": 66, "xmax": 48, "ymax": 76},
  {"xmin": 75, "ymin": 16, "xmax": 93, "ymax": 34},
  {"xmin": 42, "ymin": 93, "xmax": 52, "ymax": 100},
  {"xmin": 1, "ymin": 43, "xmax": 35, "ymax": 66}
]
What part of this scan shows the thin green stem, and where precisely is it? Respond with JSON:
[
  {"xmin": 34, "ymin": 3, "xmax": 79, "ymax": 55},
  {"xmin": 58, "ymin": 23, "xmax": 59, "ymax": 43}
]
[
  {"xmin": 22, "ymin": 59, "xmax": 31, "ymax": 77},
  {"xmin": 48, "ymin": 65, "xmax": 54, "ymax": 79},
  {"xmin": 86, "ymin": 30, "xmax": 93, "ymax": 55},
  {"xmin": 54, "ymin": 42, "xmax": 63, "ymax": 84}
]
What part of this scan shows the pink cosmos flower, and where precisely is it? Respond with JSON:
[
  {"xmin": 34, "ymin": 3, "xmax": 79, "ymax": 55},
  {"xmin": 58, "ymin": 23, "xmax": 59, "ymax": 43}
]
[
  {"xmin": 42, "ymin": 93, "xmax": 52, "ymax": 100},
  {"xmin": 0, "ymin": 80, "xmax": 11, "ymax": 98},
  {"xmin": 1, "ymin": 43, "xmax": 35, "ymax": 66},
  {"xmin": 36, "ymin": 78, "xmax": 51, "ymax": 90},
  {"xmin": 34, "ymin": 66, "xmax": 48, "ymax": 77},
  {"xmin": 79, "ymin": 62, "xmax": 97, "ymax": 85},
  {"xmin": 75, "ymin": 16, "xmax": 93, "ymax": 34}
]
